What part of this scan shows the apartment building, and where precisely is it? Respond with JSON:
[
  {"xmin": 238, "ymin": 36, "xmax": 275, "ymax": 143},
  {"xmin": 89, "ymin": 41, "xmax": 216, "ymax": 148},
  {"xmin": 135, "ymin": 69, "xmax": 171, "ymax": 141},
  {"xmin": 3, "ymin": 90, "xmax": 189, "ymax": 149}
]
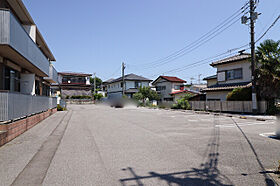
[{"xmin": 0, "ymin": 0, "xmax": 58, "ymax": 122}]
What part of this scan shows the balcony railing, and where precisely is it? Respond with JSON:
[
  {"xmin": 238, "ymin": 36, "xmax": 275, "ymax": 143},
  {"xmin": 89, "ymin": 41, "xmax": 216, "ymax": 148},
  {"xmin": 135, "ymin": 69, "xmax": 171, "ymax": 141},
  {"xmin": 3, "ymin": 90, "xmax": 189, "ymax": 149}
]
[
  {"xmin": 0, "ymin": 91, "xmax": 57, "ymax": 122},
  {"xmin": 0, "ymin": 9, "xmax": 49, "ymax": 76}
]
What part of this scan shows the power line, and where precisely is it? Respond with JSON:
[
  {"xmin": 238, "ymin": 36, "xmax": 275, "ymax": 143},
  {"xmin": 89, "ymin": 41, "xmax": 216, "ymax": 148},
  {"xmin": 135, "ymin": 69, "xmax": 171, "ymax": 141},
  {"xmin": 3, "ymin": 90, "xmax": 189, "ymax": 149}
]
[
  {"xmin": 149, "ymin": 44, "xmax": 249, "ymax": 77},
  {"xmin": 129, "ymin": 2, "xmax": 250, "ymax": 69},
  {"xmin": 255, "ymin": 14, "xmax": 280, "ymax": 43},
  {"xmin": 148, "ymin": 13, "xmax": 280, "ymax": 78}
]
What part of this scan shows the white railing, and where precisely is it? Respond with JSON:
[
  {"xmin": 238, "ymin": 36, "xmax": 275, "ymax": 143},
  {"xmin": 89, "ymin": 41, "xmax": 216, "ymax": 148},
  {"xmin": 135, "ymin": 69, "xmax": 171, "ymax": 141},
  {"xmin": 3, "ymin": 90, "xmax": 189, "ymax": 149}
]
[
  {"xmin": 0, "ymin": 91, "xmax": 57, "ymax": 122},
  {"xmin": 189, "ymin": 101, "xmax": 267, "ymax": 114}
]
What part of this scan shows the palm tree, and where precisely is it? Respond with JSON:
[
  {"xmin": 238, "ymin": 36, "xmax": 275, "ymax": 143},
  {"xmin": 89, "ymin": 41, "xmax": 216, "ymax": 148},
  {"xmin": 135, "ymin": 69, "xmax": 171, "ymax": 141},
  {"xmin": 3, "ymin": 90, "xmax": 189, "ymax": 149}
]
[{"xmin": 256, "ymin": 39, "xmax": 280, "ymax": 113}]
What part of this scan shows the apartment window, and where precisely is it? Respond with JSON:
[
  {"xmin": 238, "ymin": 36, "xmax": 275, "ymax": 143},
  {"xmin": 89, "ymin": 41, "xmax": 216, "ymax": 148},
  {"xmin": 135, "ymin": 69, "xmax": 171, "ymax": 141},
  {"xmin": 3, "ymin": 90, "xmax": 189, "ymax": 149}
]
[
  {"xmin": 0, "ymin": 64, "xmax": 4, "ymax": 89},
  {"xmin": 35, "ymin": 80, "xmax": 40, "ymax": 95},
  {"xmin": 226, "ymin": 69, "xmax": 243, "ymax": 80},
  {"xmin": 4, "ymin": 66, "xmax": 20, "ymax": 92}
]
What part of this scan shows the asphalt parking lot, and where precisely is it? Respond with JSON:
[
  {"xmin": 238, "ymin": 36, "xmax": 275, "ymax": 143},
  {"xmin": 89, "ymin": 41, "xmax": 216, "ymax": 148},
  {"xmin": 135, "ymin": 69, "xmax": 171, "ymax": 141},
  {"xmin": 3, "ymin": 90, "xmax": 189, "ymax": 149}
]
[{"xmin": 0, "ymin": 104, "xmax": 279, "ymax": 186}]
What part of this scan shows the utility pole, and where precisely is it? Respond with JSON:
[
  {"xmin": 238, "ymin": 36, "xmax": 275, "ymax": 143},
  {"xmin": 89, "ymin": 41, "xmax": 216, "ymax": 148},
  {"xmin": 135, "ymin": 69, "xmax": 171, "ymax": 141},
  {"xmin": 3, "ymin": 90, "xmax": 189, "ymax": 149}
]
[
  {"xmin": 198, "ymin": 74, "xmax": 202, "ymax": 84},
  {"xmin": 122, "ymin": 62, "xmax": 126, "ymax": 96},
  {"xmin": 190, "ymin": 77, "xmax": 194, "ymax": 85},
  {"xmin": 94, "ymin": 72, "xmax": 96, "ymax": 94},
  {"xmin": 250, "ymin": 0, "xmax": 258, "ymax": 114}
]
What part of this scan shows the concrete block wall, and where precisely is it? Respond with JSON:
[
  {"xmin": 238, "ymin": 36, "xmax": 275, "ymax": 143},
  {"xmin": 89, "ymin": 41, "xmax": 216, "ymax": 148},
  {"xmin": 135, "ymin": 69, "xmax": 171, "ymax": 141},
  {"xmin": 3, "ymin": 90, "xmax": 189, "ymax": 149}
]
[{"xmin": 0, "ymin": 108, "xmax": 57, "ymax": 147}]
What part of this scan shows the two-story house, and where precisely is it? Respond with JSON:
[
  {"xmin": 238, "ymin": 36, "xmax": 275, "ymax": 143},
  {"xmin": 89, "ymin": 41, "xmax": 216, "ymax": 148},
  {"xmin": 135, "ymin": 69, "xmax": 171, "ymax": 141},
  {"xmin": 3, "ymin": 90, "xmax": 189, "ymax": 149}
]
[
  {"xmin": 106, "ymin": 73, "xmax": 152, "ymax": 99},
  {"xmin": 203, "ymin": 51, "xmax": 252, "ymax": 101},
  {"xmin": 52, "ymin": 72, "xmax": 92, "ymax": 98},
  {"xmin": 152, "ymin": 76, "xmax": 186, "ymax": 102}
]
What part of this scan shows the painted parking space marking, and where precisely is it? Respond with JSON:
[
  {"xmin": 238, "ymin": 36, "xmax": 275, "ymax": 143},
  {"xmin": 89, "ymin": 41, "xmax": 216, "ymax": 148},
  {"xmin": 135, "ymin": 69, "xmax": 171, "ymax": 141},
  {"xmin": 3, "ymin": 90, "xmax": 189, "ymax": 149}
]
[
  {"xmin": 216, "ymin": 121, "xmax": 275, "ymax": 128},
  {"xmin": 259, "ymin": 132, "xmax": 276, "ymax": 138}
]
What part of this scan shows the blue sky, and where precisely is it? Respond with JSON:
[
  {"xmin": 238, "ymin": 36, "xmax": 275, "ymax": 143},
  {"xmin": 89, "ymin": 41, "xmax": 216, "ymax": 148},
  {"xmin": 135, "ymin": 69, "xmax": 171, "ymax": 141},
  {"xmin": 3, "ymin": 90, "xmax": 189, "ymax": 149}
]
[{"xmin": 23, "ymin": 0, "xmax": 280, "ymax": 83}]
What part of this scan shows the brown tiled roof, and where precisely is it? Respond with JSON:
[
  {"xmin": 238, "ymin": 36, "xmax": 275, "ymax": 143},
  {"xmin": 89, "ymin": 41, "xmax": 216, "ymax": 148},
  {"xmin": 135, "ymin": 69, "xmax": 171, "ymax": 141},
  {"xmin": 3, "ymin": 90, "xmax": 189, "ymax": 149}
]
[
  {"xmin": 210, "ymin": 53, "xmax": 251, "ymax": 67},
  {"xmin": 152, "ymin": 76, "xmax": 186, "ymax": 84},
  {"xmin": 203, "ymin": 82, "xmax": 252, "ymax": 91}
]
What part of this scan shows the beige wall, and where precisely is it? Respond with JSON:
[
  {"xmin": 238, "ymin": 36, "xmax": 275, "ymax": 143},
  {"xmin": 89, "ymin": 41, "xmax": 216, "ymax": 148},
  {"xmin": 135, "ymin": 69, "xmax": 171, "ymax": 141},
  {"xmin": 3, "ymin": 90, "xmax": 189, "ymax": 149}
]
[
  {"xmin": 206, "ymin": 91, "xmax": 231, "ymax": 101},
  {"xmin": 207, "ymin": 79, "xmax": 217, "ymax": 87},
  {"xmin": 216, "ymin": 60, "xmax": 251, "ymax": 84},
  {"xmin": 154, "ymin": 78, "xmax": 184, "ymax": 100}
]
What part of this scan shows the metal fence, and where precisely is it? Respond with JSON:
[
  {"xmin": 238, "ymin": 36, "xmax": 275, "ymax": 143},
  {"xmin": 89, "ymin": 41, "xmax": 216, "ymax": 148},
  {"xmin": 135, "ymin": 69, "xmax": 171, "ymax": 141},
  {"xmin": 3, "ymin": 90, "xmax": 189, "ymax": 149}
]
[
  {"xmin": 189, "ymin": 101, "xmax": 267, "ymax": 114},
  {"xmin": 0, "ymin": 92, "xmax": 57, "ymax": 122}
]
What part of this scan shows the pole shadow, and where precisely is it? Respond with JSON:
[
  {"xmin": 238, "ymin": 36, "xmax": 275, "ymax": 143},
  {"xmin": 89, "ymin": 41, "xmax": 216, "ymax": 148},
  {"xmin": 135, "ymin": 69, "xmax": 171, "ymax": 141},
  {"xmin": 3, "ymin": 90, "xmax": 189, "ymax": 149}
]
[{"xmin": 119, "ymin": 116, "xmax": 233, "ymax": 186}]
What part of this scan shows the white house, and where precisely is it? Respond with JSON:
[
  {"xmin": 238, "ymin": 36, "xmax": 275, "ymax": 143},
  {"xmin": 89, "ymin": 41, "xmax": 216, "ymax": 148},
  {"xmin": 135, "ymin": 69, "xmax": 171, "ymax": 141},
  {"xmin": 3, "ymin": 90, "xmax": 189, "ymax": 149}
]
[
  {"xmin": 106, "ymin": 73, "xmax": 152, "ymax": 99},
  {"xmin": 203, "ymin": 51, "xmax": 252, "ymax": 101},
  {"xmin": 152, "ymin": 76, "xmax": 186, "ymax": 102}
]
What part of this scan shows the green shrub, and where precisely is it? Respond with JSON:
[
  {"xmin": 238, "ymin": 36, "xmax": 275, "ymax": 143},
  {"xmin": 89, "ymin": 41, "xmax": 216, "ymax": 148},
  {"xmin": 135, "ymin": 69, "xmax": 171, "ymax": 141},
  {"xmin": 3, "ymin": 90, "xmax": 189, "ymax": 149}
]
[
  {"xmin": 227, "ymin": 88, "xmax": 252, "ymax": 101},
  {"xmin": 65, "ymin": 95, "xmax": 70, "ymax": 99},
  {"xmin": 172, "ymin": 94, "xmax": 192, "ymax": 110},
  {"xmin": 57, "ymin": 104, "xmax": 66, "ymax": 111},
  {"xmin": 71, "ymin": 95, "xmax": 92, "ymax": 99},
  {"xmin": 93, "ymin": 93, "xmax": 103, "ymax": 100}
]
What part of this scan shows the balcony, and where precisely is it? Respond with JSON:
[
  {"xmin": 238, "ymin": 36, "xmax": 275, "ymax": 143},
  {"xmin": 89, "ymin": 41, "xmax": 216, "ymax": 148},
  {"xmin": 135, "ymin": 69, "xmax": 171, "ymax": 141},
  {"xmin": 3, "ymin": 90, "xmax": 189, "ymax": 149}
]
[
  {"xmin": 44, "ymin": 65, "xmax": 58, "ymax": 83},
  {"xmin": 0, "ymin": 9, "xmax": 49, "ymax": 76},
  {"xmin": 0, "ymin": 91, "xmax": 57, "ymax": 122}
]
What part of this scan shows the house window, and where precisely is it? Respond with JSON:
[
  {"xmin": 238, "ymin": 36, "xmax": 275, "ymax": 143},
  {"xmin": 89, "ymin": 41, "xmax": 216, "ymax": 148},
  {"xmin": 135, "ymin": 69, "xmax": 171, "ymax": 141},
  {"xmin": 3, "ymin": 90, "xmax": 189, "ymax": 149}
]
[
  {"xmin": 135, "ymin": 81, "xmax": 141, "ymax": 88},
  {"xmin": 174, "ymin": 85, "xmax": 181, "ymax": 90},
  {"xmin": 226, "ymin": 69, "xmax": 243, "ymax": 80},
  {"xmin": 156, "ymin": 86, "xmax": 166, "ymax": 91}
]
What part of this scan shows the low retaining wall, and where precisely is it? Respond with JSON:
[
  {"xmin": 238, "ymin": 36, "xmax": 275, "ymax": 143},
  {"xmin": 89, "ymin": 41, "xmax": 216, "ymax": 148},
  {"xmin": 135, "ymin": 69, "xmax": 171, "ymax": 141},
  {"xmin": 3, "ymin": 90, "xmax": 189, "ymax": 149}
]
[{"xmin": 0, "ymin": 108, "xmax": 57, "ymax": 147}]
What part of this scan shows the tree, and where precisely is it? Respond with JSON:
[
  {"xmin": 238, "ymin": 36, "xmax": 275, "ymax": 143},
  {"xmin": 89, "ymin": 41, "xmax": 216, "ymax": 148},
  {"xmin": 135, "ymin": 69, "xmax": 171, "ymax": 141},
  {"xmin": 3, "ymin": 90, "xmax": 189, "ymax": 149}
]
[
  {"xmin": 133, "ymin": 87, "xmax": 160, "ymax": 102},
  {"xmin": 172, "ymin": 94, "xmax": 193, "ymax": 110},
  {"xmin": 255, "ymin": 39, "xmax": 280, "ymax": 113},
  {"xmin": 90, "ymin": 77, "xmax": 102, "ymax": 89}
]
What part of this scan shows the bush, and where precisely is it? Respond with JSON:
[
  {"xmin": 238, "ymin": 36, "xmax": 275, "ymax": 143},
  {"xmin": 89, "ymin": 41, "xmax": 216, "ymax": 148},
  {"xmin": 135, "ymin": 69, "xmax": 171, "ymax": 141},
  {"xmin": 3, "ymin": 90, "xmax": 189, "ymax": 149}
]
[
  {"xmin": 71, "ymin": 95, "xmax": 92, "ymax": 99},
  {"xmin": 172, "ymin": 94, "xmax": 192, "ymax": 110},
  {"xmin": 227, "ymin": 88, "xmax": 252, "ymax": 101},
  {"xmin": 93, "ymin": 93, "xmax": 103, "ymax": 100},
  {"xmin": 57, "ymin": 104, "xmax": 66, "ymax": 111},
  {"xmin": 65, "ymin": 95, "xmax": 70, "ymax": 99}
]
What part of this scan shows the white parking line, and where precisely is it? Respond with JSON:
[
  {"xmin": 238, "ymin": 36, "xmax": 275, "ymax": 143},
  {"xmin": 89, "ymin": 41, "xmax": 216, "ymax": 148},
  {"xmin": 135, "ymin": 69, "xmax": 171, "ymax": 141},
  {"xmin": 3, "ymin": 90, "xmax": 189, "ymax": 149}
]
[
  {"xmin": 259, "ymin": 132, "xmax": 276, "ymax": 137},
  {"xmin": 216, "ymin": 121, "xmax": 275, "ymax": 128}
]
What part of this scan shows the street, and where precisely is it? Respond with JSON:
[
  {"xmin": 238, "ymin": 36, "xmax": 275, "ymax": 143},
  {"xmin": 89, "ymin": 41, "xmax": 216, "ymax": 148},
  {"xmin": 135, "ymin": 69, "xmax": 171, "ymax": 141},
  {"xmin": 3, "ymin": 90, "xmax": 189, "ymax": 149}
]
[{"xmin": 0, "ymin": 104, "xmax": 279, "ymax": 186}]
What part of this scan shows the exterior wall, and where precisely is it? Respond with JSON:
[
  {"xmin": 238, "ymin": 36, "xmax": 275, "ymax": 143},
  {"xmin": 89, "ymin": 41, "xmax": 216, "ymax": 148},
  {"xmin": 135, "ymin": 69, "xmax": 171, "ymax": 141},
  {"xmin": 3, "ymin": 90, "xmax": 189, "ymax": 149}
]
[
  {"xmin": 207, "ymin": 79, "xmax": 217, "ymax": 87},
  {"xmin": 216, "ymin": 60, "xmax": 251, "ymax": 84},
  {"xmin": 23, "ymin": 25, "xmax": 36, "ymax": 42},
  {"xmin": 20, "ymin": 73, "xmax": 35, "ymax": 95},
  {"xmin": 154, "ymin": 78, "xmax": 184, "ymax": 101},
  {"xmin": 107, "ymin": 80, "xmax": 150, "ymax": 94},
  {"xmin": 0, "ymin": 108, "xmax": 57, "ymax": 147},
  {"xmin": 206, "ymin": 91, "xmax": 231, "ymax": 101}
]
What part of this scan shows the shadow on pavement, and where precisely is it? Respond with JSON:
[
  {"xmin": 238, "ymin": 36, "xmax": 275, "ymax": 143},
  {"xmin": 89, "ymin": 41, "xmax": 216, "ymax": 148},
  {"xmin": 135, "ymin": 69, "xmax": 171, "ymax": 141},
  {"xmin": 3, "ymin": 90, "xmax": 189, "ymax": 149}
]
[
  {"xmin": 231, "ymin": 118, "xmax": 276, "ymax": 186},
  {"xmin": 119, "ymin": 116, "xmax": 233, "ymax": 186}
]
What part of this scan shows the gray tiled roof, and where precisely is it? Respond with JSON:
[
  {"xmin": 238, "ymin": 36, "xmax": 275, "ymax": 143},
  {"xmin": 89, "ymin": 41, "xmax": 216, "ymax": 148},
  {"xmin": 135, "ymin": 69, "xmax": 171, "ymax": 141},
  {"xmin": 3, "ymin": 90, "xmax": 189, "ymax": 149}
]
[
  {"xmin": 203, "ymin": 75, "xmax": 217, "ymax": 80},
  {"xmin": 111, "ymin": 73, "xmax": 152, "ymax": 83},
  {"xmin": 211, "ymin": 53, "xmax": 251, "ymax": 67},
  {"xmin": 203, "ymin": 82, "xmax": 252, "ymax": 91}
]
